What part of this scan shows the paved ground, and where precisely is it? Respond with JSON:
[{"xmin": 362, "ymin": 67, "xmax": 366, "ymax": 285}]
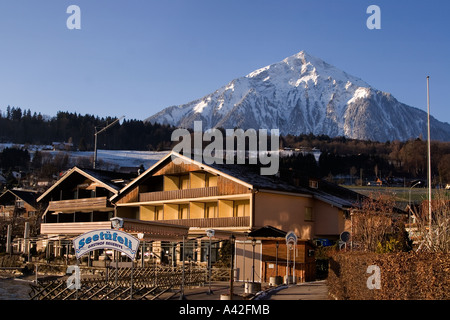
[
  {"xmin": 258, "ymin": 280, "xmax": 329, "ymax": 300},
  {"xmin": 167, "ymin": 280, "xmax": 329, "ymax": 300}
]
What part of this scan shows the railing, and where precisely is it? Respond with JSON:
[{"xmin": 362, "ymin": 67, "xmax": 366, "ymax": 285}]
[
  {"xmin": 29, "ymin": 265, "xmax": 208, "ymax": 300},
  {"xmin": 47, "ymin": 197, "xmax": 109, "ymax": 212},
  {"xmin": 139, "ymin": 187, "xmax": 219, "ymax": 202},
  {"xmin": 160, "ymin": 216, "xmax": 250, "ymax": 228},
  {"xmin": 41, "ymin": 221, "xmax": 111, "ymax": 235}
]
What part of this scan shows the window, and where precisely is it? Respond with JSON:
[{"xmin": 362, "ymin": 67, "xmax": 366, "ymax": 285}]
[
  {"xmin": 180, "ymin": 175, "xmax": 190, "ymax": 190},
  {"xmin": 305, "ymin": 207, "xmax": 314, "ymax": 221},
  {"xmin": 205, "ymin": 202, "xmax": 217, "ymax": 218},
  {"xmin": 190, "ymin": 172, "xmax": 206, "ymax": 188},
  {"xmin": 234, "ymin": 200, "xmax": 249, "ymax": 217},
  {"xmin": 206, "ymin": 174, "xmax": 218, "ymax": 187},
  {"xmin": 200, "ymin": 240, "xmax": 219, "ymax": 263},
  {"xmin": 182, "ymin": 241, "xmax": 198, "ymax": 262},
  {"xmin": 15, "ymin": 200, "xmax": 25, "ymax": 208},
  {"xmin": 309, "ymin": 180, "xmax": 318, "ymax": 189},
  {"xmin": 179, "ymin": 204, "xmax": 189, "ymax": 219},
  {"xmin": 155, "ymin": 206, "xmax": 164, "ymax": 220}
]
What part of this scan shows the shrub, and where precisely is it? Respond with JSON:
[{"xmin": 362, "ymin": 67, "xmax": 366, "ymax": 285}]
[{"xmin": 327, "ymin": 251, "xmax": 450, "ymax": 300}]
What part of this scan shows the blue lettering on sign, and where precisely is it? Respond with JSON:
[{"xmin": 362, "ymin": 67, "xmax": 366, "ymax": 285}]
[{"xmin": 75, "ymin": 230, "xmax": 136, "ymax": 258}]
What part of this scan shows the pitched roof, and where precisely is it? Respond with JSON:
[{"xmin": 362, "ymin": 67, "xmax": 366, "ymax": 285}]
[
  {"xmin": 248, "ymin": 225, "xmax": 287, "ymax": 238},
  {"xmin": 37, "ymin": 166, "xmax": 137, "ymax": 202},
  {"xmin": 207, "ymin": 161, "xmax": 310, "ymax": 194},
  {"xmin": 307, "ymin": 180, "xmax": 365, "ymax": 209},
  {"xmin": 111, "ymin": 151, "xmax": 365, "ymax": 211},
  {"xmin": 0, "ymin": 189, "xmax": 40, "ymax": 208}
]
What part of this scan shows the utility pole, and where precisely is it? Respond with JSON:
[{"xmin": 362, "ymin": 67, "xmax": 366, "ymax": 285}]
[
  {"xmin": 93, "ymin": 116, "xmax": 124, "ymax": 169},
  {"xmin": 426, "ymin": 76, "xmax": 432, "ymax": 244}
]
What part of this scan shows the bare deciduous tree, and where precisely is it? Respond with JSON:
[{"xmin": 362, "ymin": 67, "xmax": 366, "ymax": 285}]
[
  {"xmin": 351, "ymin": 192, "xmax": 403, "ymax": 252},
  {"xmin": 415, "ymin": 191, "xmax": 450, "ymax": 253}
]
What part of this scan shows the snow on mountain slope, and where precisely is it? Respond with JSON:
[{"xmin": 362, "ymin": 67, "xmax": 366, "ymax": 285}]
[{"xmin": 145, "ymin": 51, "xmax": 450, "ymax": 142}]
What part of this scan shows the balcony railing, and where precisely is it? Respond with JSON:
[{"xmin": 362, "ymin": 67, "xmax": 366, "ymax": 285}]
[
  {"xmin": 41, "ymin": 221, "xmax": 111, "ymax": 235},
  {"xmin": 139, "ymin": 187, "xmax": 219, "ymax": 202},
  {"xmin": 47, "ymin": 197, "xmax": 109, "ymax": 212},
  {"xmin": 158, "ymin": 216, "xmax": 250, "ymax": 229}
]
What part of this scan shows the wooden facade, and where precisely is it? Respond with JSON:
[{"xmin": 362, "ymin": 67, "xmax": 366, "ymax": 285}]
[
  {"xmin": 260, "ymin": 240, "xmax": 316, "ymax": 282},
  {"xmin": 235, "ymin": 239, "xmax": 316, "ymax": 283},
  {"xmin": 38, "ymin": 167, "xmax": 131, "ymax": 236},
  {"xmin": 0, "ymin": 189, "xmax": 40, "ymax": 218},
  {"xmin": 114, "ymin": 153, "xmax": 253, "ymax": 231},
  {"xmin": 47, "ymin": 196, "xmax": 109, "ymax": 212}
]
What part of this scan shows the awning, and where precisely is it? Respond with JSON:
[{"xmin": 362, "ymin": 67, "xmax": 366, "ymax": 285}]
[{"xmin": 121, "ymin": 218, "xmax": 190, "ymax": 241}]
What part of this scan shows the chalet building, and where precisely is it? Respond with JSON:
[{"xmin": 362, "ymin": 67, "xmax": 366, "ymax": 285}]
[
  {"xmin": 36, "ymin": 167, "xmax": 138, "ymax": 258},
  {"xmin": 36, "ymin": 166, "xmax": 189, "ymax": 261},
  {"xmin": 110, "ymin": 151, "xmax": 362, "ymax": 279},
  {"xmin": 0, "ymin": 188, "xmax": 41, "ymax": 218},
  {"xmin": 35, "ymin": 151, "xmax": 364, "ymax": 282},
  {"xmin": 112, "ymin": 151, "xmax": 358, "ymax": 241}
]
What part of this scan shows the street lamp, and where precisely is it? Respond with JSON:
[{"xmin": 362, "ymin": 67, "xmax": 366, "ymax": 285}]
[
  {"xmin": 229, "ymin": 234, "xmax": 235, "ymax": 298},
  {"xmin": 275, "ymin": 241, "xmax": 279, "ymax": 278},
  {"xmin": 93, "ymin": 116, "xmax": 124, "ymax": 169},
  {"xmin": 251, "ymin": 238, "xmax": 256, "ymax": 284},
  {"xmin": 206, "ymin": 229, "xmax": 215, "ymax": 295}
]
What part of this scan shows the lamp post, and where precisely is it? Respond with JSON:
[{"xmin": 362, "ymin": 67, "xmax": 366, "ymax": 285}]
[
  {"xmin": 251, "ymin": 238, "xmax": 256, "ymax": 284},
  {"xmin": 93, "ymin": 116, "xmax": 124, "ymax": 169},
  {"xmin": 137, "ymin": 233, "xmax": 144, "ymax": 267},
  {"xmin": 206, "ymin": 229, "xmax": 215, "ymax": 295},
  {"xmin": 275, "ymin": 241, "xmax": 279, "ymax": 278},
  {"xmin": 229, "ymin": 234, "xmax": 235, "ymax": 299},
  {"xmin": 180, "ymin": 235, "xmax": 186, "ymax": 300}
]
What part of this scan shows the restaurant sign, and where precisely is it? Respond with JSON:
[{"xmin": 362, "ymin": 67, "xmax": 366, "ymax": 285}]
[{"xmin": 73, "ymin": 229, "xmax": 140, "ymax": 260}]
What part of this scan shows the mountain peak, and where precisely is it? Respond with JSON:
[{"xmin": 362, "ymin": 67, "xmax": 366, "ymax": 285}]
[
  {"xmin": 245, "ymin": 50, "xmax": 370, "ymax": 89},
  {"xmin": 145, "ymin": 51, "xmax": 450, "ymax": 142}
]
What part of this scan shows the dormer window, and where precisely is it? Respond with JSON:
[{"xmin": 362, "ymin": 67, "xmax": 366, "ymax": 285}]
[
  {"xmin": 15, "ymin": 200, "xmax": 25, "ymax": 208},
  {"xmin": 309, "ymin": 179, "xmax": 319, "ymax": 189}
]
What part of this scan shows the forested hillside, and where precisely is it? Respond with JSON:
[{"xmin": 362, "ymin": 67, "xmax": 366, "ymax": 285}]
[
  {"xmin": 0, "ymin": 107, "xmax": 174, "ymax": 151},
  {"xmin": 1, "ymin": 106, "xmax": 449, "ymax": 185}
]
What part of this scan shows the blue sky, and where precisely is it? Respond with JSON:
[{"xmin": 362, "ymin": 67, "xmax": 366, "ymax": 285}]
[{"xmin": 0, "ymin": 0, "xmax": 449, "ymax": 125}]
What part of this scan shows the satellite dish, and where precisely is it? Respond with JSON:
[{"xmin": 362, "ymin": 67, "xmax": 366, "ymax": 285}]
[{"xmin": 340, "ymin": 231, "xmax": 351, "ymax": 242}]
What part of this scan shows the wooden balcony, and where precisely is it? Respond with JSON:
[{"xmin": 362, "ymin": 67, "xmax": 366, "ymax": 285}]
[
  {"xmin": 158, "ymin": 216, "xmax": 250, "ymax": 229},
  {"xmin": 41, "ymin": 221, "xmax": 111, "ymax": 235},
  {"xmin": 139, "ymin": 187, "xmax": 219, "ymax": 202},
  {"xmin": 47, "ymin": 197, "xmax": 110, "ymax": 213}
]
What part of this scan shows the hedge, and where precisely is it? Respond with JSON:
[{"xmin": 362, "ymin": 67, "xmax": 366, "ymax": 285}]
[{"xmin": 327, "ymin": 251, "xmax": 450, "ymax": 300}]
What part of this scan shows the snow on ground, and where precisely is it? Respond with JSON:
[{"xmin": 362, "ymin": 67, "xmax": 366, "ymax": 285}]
[
  {"xmin": 83, "ymin": 149, "xmax": 169, "ymax": 170},
  {"xmin": 0, "ymin": 143, "xmax": 169, "ymax": 171}
]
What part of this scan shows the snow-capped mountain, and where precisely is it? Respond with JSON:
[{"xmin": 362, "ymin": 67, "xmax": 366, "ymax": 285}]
[{"xmin": 145, "ymin": 51, "xmax": 450, "ymax": 142}]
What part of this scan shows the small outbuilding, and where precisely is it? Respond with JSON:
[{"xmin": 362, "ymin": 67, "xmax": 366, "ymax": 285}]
[{"xmin": 234, "ymin": 225, "xmax": 316, "ymax": 285}]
